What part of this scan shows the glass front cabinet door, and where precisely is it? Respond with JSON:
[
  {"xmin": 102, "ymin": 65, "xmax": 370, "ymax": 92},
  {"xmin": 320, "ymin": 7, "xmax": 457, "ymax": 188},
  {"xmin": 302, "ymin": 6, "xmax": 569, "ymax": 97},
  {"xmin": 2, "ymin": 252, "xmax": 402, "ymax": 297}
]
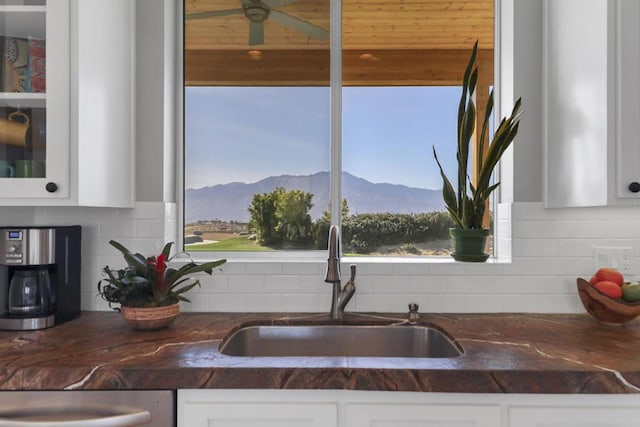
[{"xmin": 0, "ymin": 0, "xmax": 69, "ymax": 200}]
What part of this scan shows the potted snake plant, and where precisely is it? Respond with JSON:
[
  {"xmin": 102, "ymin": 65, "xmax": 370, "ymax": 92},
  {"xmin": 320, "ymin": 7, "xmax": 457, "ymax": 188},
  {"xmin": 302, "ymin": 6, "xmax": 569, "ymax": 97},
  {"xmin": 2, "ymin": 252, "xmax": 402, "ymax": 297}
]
[{"xmin": 433, "ymin": 41, "xmax": 522, "ymax": 262}]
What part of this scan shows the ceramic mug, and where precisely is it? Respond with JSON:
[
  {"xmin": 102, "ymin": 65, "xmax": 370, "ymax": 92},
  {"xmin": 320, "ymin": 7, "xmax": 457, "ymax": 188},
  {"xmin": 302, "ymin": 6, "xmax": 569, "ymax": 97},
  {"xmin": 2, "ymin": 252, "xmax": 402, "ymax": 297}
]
[
  {"xmin": 15, "ymin": 160, "xmax": 45, "ymax": 178},
  {"xmin": 0, "ymin": 160, "xmax": 15, "ymax": 177},
  {"xmin": 0, "ymin": 112, "xmax": 31, "ymax": 147}
]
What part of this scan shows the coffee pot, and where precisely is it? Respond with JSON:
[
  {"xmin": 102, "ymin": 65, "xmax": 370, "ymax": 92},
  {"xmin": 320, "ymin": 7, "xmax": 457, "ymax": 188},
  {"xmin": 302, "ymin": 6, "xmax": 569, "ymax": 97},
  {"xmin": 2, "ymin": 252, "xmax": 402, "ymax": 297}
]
[
  {"xmin": 8, "ymin": 268, "xmax": 53, "ymax": 317},
  {"xmin": 0, "ymin": 226, "xmax": 81, "ymax": 331}
]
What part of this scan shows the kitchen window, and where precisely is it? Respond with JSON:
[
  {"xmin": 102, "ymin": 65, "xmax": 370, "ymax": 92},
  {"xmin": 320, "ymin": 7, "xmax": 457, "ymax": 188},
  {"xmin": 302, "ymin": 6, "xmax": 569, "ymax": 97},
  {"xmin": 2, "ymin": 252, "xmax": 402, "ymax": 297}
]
[{"xmin": 183, "ymin": 0, "xmax": 495, "ymax": 258}]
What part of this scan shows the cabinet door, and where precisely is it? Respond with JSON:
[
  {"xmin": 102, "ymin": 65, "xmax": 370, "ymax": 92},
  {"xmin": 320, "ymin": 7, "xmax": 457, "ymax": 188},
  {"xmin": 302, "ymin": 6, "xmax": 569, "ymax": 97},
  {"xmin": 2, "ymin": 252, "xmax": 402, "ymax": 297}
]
[
  {"xmin": 509, "ymin": 406, "xmax": 640, "ymax": 427},
  {"xmin": 542, "ymin": 0, "xmax": 610, "ymax": 207},
  {"xmin": 345, "ymin": 403, "xmax": 500, "ymax": 427},
  {"xmin": 179, "ymin": 402, "xmax": 337, "ymax": 427},
  {"xmin": 74, "ymin": 0, "xmax": 134, "ymax": 207},
  {"xmin": 0, "ymin": 0, "xmax": 70, "ymax": 199},
  {"xmin": 617, "ymin": 0, "xmax": 640, "ymax": 200}
]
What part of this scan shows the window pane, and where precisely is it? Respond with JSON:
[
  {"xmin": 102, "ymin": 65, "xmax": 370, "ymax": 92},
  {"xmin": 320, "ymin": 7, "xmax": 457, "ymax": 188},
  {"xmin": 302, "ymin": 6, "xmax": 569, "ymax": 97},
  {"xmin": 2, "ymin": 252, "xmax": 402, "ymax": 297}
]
[
  {"xmin": 184, "ymin": 87, "xmax": 329, "ymax": 251},
  {"xmin": 184, "ymin": 0, "xmax": 330, "ymax": 252},
  {"xmin": 340, "ymin": 0, "xmax": 494, "ymax": 256},
  {"xmin": 341, "ymin": 86, "xmax": 459, "ymax": 256}
]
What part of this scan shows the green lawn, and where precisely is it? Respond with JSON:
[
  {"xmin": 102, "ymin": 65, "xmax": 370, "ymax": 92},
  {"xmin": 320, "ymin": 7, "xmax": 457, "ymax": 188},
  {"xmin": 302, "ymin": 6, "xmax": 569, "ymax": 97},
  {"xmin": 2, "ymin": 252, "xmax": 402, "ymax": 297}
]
[{"xmin": 186, "ymin": 236, "xmax": 274, "ymax": 252}]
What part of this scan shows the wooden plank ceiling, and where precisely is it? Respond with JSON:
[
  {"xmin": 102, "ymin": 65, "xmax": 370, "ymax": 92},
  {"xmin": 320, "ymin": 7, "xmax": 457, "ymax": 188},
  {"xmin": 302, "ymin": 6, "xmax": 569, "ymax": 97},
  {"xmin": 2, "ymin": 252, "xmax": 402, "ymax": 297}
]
[{"xmin": 185, "ymin": 0, "xmax": 494, "ymax": 86}]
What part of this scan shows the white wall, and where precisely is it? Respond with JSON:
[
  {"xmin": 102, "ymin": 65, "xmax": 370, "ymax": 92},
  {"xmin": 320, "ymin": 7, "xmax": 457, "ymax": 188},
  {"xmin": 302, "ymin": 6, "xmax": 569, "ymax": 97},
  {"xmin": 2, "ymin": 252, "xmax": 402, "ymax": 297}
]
[{"xmin": 1, "ymin": 0, "xmax": 638, "ymax": 315}]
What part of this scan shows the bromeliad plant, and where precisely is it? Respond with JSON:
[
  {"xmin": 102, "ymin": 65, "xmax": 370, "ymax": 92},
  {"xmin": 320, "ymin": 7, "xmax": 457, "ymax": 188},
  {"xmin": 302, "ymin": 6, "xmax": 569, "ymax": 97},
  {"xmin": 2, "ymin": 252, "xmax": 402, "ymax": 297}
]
[
  {"xmin": 433, "ymin": 41, "xmax": 522, "ymax": 229},
  {"xmin": 98, "ymin": 240, "xmax": 226, "ymax": 310}
]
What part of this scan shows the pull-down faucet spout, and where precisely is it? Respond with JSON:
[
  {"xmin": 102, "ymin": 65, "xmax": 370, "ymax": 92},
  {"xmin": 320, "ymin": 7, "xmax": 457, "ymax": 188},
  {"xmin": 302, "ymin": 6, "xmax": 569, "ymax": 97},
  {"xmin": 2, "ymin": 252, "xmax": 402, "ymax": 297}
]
[{"xmin": 325, "ymin": 225, "xmax": 356, "ymax": 320}]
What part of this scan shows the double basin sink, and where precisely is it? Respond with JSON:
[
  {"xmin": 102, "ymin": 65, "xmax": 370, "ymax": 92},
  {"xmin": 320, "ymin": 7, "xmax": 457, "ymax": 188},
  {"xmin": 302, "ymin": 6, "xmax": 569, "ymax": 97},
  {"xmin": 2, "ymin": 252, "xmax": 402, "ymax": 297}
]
[{"xmin": 219, "ymin": 323, "xmax": 462, "ymax": 358}]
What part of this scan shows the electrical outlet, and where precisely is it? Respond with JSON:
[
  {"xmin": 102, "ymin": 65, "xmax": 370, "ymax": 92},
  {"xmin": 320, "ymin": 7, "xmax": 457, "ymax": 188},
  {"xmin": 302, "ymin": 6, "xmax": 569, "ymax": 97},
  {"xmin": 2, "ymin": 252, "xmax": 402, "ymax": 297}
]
[
  {"xmin": 618, "ymin": 247, "xmax": 634, "ymax": 272},
  {"xmin": 593, "ymin": 247, "xmax": 634, "ymax": 274}
]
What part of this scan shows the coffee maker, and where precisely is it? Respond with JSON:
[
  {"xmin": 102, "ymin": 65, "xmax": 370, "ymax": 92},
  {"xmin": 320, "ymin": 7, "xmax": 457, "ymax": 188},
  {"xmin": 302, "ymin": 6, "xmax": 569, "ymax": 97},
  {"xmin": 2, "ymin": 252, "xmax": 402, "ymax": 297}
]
[{"xmin": 0, "ymin": 226, "xmax": 81, "ymax": 331}]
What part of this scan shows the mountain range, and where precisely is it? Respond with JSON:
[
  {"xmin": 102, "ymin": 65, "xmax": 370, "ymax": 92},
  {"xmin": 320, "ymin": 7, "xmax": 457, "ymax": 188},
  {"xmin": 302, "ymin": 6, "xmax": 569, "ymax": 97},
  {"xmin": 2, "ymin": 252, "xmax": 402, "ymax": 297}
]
[{"xmin": 185, "ymin": 171, "xmax": 444, "ymax": 223}]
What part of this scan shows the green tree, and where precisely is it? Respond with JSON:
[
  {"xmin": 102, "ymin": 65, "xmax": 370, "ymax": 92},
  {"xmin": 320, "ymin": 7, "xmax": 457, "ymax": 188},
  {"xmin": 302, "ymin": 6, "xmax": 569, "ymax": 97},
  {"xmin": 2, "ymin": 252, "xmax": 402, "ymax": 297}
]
[
  {"xmin": 248, "ymin": 187, "xmax": 315, "ymax": 248},
  {"xmin": 276, "ymin": 189, "xmax": 314, "ymax": 244},
  {"xmin": 248, "ymin": 188, "xmax": 283, "ymax": 246}
]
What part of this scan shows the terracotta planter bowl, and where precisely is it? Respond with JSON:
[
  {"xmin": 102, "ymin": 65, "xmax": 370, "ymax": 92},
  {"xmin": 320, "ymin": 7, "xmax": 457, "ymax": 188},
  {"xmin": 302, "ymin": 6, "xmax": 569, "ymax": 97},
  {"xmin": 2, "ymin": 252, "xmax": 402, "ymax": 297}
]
[
  {"xmin": 576, "ymin": 278, "xmax": 640, "ymax": 325},
  {"xmin": 121, "ymin": 303, "xmax": 180, "ymax": 331}
]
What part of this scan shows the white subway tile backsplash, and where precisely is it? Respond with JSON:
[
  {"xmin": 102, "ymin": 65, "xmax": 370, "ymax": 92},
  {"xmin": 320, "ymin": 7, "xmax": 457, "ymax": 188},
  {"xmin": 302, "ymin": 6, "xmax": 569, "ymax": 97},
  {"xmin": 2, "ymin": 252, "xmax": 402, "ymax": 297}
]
[
  {"xmin": 425, "ymin": 294, "xmax": 466, "ymax": 312},
  {"xmin": 466, "ymin": 294, "xmax": 504, "ymax": 312},
  {"xmin": 2, "ymin": 201, "xmax": 632, "ymax": 315},
  {"xmin": 180, "ymin": 293, "xmax": 211, "ymax": 312},
  {"xmin": 282, "ymin": 261, "xmax": 324, "ymax": 275},
  {"xmin": 372, "ymin": 275, "xmax": 412, "ymax": 293},
  {"xmin": 208, "ymin": 294, "xmax": 246, "ymax": 312},
  {"xmin": 264, "ymin": 275, "xmax": 301, "ymax": 293},
  {"xmin": 427, "ymin": 262, "xmax": 469, "ymax": 276},
  {"xmin": 539, "ymin": 294, "xmax": 583, "ymax": 313},
  {"xmin": 298, "ymin": 278, "xmax": 328, "ymax": 294},
  {"xmin": 81, "ymin": 206, "xmax": 122, "ymax": 220},
  {"xmin": 136, "ymin": 220, "xmax": 165, "ymax": 238},
  {"xmin": 283, "ymin": 293, "xmax": 328, "ymax": 311},
  {"xmin": 502, "ymin": 294, "xmax": 542, "ymax": 312},
  {"xmin": 354, "ymin": 294, "xmax": 395, "ymax": 312},
  {"xmin": 246, "ymin": 293, "xmax": 282, "ymax": 311},
  {"xmin": 350, "ymin": 276, "xmax": 375, "ymax": 293},
  {"xmin": 0, "ymin": 207, "xmax": 35, "ymax": 225},
  {"xmin": 129, "ymin": 202, "xmax": 165, "ymax": 219},
  {"xmin": 245, "ymin": 262, "xmax": 283, "ymax": 276},
  {"xmin": 216, "ymin": 261, "xmax": 246, "ymax": 276},
  {"xmin": 409, "ymin": 275, "xmax": 446, "ymax": 293},
  {"xmin": 502, "ymin": 257, "xmax": 592, "ymax": 276},
  {"xmin": 100, "ymin": 220, "xmax": 136, "ymax": 238},
  {"xmin": 391, "ymin": 262, "xmax": 431, "ymax": 276},
  {"xmin": 198, "ymin": 275, "xmax": 229, "ymax": 293},
  {"xmin": 228, "ymin": 275, "xmax": 265, "ymax": 293}
]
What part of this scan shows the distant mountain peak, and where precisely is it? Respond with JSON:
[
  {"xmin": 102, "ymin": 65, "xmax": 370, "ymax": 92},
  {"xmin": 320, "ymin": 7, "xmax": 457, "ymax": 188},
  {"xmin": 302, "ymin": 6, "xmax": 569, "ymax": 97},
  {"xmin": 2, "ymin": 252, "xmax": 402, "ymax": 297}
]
[{"xmin": 185, "ymin": 172, "xmax": 444, "ymax": 223}]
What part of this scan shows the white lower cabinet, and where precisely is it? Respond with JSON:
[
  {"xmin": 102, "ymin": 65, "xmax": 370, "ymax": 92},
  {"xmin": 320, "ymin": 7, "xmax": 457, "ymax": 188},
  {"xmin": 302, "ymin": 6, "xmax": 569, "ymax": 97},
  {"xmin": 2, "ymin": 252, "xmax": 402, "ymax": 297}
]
[
  {"xmin": 181, "ymin": 402, "xmax": 336, "ymax": 427},
  {"xmin": 178, "ymin": 390, "xmax": 338, "ymax": 427},
  {"xmin": 177, "ymin": 390, "xmax": 499, "ymax": 427},
  {"xmin": 508, "ymin": 404, "xmax": 640, "ymax": 427},
  {"xmin": 346, "ymin": 403, "xmax": 499, "ymax": 427},
  {"xmin": 178, "ymin": 390, "xmax": 640, "ymax": 427}
]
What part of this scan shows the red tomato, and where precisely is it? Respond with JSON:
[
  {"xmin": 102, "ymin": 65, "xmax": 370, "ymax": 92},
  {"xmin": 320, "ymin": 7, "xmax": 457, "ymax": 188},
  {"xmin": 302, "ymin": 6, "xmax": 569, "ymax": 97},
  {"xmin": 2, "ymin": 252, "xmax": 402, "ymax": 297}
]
[
  {"xmin": 595, "ymin": 268, "xmax": 624, "ymax": 286},
  {"xmin": 595, "ymin": 280, "xmax": 623, "ymax": 299}
]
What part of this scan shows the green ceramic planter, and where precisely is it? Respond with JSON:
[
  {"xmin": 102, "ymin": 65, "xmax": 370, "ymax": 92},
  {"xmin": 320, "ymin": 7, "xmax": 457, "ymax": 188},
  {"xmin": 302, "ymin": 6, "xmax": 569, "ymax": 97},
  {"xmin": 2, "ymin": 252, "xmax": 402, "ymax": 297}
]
[{"xmin": 449, "ymin": 228, "xmax": 490, "ymax": 262}]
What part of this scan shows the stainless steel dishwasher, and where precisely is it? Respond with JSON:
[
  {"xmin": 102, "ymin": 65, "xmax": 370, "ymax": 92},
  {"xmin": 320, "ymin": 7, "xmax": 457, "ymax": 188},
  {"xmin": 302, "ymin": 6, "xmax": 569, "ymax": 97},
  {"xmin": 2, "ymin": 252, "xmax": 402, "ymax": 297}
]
[{"xmin": 0, "ymin": 390, "xmax": 174, "ymax": 426}]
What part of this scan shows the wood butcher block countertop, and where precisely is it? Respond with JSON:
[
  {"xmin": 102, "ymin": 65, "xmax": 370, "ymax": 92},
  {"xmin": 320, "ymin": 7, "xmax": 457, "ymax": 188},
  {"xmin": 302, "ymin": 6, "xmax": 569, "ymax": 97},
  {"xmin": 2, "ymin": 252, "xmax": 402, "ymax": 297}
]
[{"xmin": 1, "ymin": 312, "xmax": 640, "ymax": 393}]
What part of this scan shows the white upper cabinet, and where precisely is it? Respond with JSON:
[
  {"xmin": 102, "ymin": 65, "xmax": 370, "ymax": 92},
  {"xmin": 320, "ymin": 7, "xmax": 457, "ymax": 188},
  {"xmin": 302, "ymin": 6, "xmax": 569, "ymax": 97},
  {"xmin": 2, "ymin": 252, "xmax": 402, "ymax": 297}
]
[
  {"xmin": 0, "ymin": 0, "xmax": 134, "ymax": 207},
  {"xmin": 543, "ymin": 0, "xmax": 640, "ymax": 207},
  {"xmin": 0, "ymin": 0, "xmax": 70, "ymax": 200},
  {"xmin": 72, "ymin": 0, "xmax": 134, "ymax": 207},
  {"xmin": 616, "ymin": 0, "xmax": 640, "ymax": 201}
]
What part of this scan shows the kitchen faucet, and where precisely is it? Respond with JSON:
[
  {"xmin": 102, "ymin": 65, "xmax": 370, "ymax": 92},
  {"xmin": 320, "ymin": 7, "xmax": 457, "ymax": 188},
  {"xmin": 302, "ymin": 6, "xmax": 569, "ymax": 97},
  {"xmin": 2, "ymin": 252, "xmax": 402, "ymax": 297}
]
[{"xmin": 324, "ymin": 225, "xmax": 356, "ymax": 320}]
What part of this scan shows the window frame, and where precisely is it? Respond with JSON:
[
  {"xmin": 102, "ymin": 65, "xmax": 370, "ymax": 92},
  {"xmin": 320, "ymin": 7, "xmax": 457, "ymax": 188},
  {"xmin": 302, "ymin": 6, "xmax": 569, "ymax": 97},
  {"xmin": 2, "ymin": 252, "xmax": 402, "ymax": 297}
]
[{"xmin": 177, "ymin": 0, "xmax": 507, "ymax": 262}]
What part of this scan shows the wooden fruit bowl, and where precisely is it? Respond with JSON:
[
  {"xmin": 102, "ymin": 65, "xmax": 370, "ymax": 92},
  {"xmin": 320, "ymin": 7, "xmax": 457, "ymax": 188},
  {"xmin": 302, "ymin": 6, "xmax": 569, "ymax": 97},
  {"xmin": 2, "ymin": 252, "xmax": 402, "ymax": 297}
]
[{"xmin": 577, "ymin": 278, "xmax": 640, "ymax": 325}]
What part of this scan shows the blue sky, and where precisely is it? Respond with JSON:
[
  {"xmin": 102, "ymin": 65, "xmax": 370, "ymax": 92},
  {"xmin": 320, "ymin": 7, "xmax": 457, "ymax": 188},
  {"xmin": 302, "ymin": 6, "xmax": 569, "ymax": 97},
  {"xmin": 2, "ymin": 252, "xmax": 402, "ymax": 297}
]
[{"xmin": 185, "ymin": 86, "xmax": 460, "ymax": 190}]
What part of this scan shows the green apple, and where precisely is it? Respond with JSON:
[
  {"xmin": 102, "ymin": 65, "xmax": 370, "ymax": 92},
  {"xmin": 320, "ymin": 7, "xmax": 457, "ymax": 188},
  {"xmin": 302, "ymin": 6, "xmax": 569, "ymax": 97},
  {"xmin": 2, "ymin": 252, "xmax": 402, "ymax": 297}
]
[{"xmin": 622, "ymin": 282, "xmax": 640, "ymax": 302}]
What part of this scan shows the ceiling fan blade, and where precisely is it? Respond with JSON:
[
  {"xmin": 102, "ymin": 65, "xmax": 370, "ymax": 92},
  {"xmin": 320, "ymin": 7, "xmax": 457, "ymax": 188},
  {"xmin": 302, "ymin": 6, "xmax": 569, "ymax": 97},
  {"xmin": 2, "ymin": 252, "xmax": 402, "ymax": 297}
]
[
  {"xmin": 186, "ymin": 9, "xmax": 244, "ymax": 20},
  {"xmin": 262, "ymin": 0, "xmax": 298, "ymax": 9},
  {"xmin": 269, "ymin": 10, "xmax": 328, "ymax": 40},
  {"xmin": 249, "ymin": 21, "xmax": 265, "ymax": 45}
]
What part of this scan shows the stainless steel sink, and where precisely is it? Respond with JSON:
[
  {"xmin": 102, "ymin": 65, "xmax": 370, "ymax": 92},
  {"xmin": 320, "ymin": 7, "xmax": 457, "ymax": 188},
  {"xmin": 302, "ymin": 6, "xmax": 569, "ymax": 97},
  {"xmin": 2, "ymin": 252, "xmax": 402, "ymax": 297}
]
[{"xmin": 219, "ymin": 324, "xmax": 462, "ymax": 358}]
